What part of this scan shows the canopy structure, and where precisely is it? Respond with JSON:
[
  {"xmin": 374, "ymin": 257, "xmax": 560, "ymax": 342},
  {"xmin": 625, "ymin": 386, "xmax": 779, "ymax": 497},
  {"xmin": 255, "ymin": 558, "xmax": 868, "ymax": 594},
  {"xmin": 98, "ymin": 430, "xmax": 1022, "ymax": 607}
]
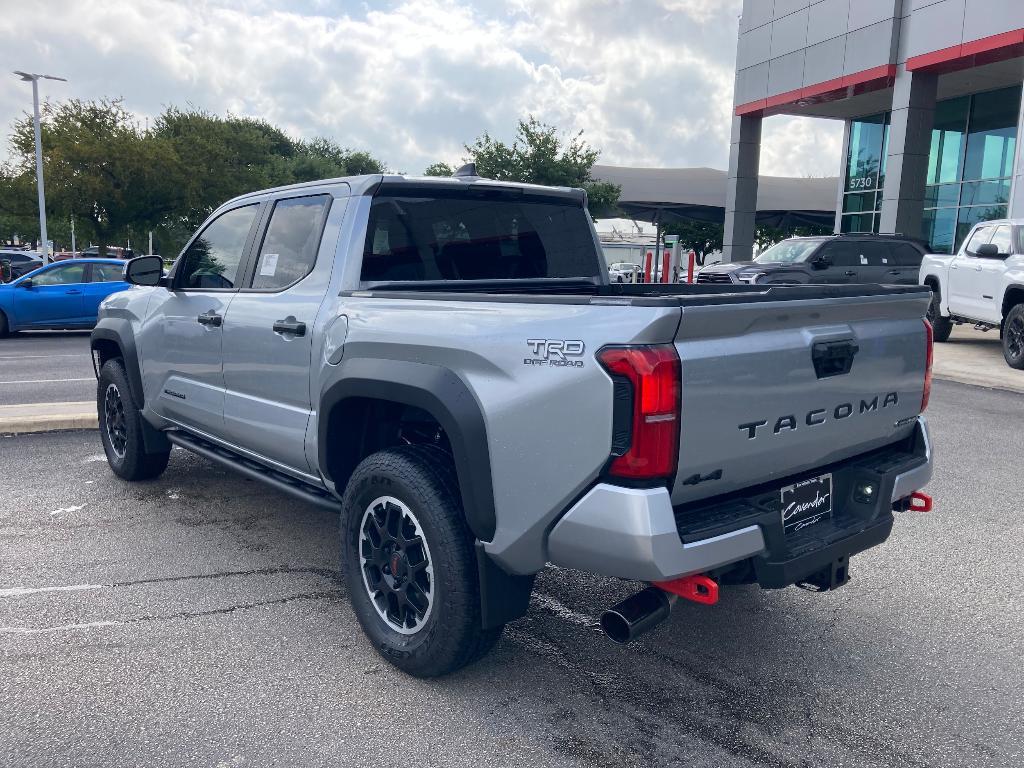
[{"xmin": 591, "ymin": 165, "xmax": 839, "ymax": 228}]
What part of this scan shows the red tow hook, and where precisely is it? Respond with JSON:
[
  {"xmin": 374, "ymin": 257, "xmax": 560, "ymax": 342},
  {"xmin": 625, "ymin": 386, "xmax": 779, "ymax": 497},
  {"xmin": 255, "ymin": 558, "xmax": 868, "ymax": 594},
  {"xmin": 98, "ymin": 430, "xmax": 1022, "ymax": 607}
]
[
  {"xmin": 908, "ymin": 491, "xmax": 933, "ymax": 512},
  {"xmin": 652, "ymin": 574, "xmax": 719, "ymax": 605}
]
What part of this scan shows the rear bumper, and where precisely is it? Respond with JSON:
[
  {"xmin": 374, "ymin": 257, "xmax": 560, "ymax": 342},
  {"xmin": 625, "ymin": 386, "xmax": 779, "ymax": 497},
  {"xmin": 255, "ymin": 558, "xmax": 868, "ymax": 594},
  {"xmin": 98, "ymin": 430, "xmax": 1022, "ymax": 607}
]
[{"xmin": 547, "ymin": 417, "xmax": 932, "ymax": 584}]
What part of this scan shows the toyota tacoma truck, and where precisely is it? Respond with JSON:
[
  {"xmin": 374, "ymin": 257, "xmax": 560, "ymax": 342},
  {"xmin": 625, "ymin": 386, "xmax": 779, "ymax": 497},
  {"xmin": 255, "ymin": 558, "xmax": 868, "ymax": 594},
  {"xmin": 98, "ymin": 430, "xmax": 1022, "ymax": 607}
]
[
  {"xmin": 91, "ymin": 167, "xmax": 935, "ymax": 677},
  {"xmin": 919, "ymin": 217, "xmax": 1024, "ymax": 368}
]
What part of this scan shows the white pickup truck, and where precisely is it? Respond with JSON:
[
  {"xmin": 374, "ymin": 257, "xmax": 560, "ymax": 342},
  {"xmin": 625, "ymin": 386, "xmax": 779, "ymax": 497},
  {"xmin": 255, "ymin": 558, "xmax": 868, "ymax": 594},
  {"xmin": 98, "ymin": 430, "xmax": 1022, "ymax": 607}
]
[{"xmin": 920, "ymin": 218, "xmax": 1024, "ymax": 369}]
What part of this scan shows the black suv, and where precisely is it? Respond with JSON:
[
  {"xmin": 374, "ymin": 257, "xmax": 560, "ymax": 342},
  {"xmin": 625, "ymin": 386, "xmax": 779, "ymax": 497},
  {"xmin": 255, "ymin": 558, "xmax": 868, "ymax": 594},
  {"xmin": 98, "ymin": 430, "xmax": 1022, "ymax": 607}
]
[
  {"xmin": 0, "ymin": 250, "xmax": 44, "ymax": 281},
  {"xmin": 696, "ymin": 234, "xmax": 927, "ymax": 285}
]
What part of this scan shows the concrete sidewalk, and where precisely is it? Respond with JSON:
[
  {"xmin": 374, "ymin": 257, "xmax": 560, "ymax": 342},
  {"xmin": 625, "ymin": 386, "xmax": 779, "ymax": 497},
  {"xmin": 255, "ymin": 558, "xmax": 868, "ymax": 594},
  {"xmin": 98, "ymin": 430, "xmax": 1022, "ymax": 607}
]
[
  {"xmin": 0, "ymin": 401, "xmax": 96, "ymax": 434},
  {"xmin": 933, "ymin": 326, "xmax": 1024, "ymax": 394}
]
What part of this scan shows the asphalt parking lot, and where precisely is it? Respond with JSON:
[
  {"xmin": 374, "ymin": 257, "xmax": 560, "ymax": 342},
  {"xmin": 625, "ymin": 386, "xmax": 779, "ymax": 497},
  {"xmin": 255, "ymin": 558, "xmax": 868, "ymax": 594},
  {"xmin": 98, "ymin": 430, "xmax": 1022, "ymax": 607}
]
[
  {"xmin": 0, "ymin": 332, "xmax": 94, "ymax": 404},
  {"xmin": 0, "ymin": 379, "xmax": 1021, "ymax": 768}
]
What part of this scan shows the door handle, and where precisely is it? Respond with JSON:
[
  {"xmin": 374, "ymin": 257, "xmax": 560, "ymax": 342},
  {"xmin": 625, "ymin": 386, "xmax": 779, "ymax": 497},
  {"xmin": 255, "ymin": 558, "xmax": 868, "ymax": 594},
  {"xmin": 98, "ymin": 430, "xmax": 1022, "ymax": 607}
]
[
  {"xmin": 273, "ymin": 317, "xmax": 306, "ymax": 336},
  {"xmin": 844, "ymin": 270, "xmax": 857, "ymax": 277},
  {"xmin": 974, "ymin": 265, "xmax": 983, "ymax": 271},
  {"xmin": 886, "ymin": 269, "xmax": 900, "ymax": 275},
  {"xmin": 65, "ymin": 289, "xmax": 82, "ymax": 294},
  {"xmin": 197, "ymin": 311, "xmax": 222, "ymax": 327}
]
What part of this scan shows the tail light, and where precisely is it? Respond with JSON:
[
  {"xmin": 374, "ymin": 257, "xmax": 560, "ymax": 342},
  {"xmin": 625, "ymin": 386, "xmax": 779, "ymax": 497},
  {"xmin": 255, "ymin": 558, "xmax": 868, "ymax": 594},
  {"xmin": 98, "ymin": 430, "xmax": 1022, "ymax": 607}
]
[
  {"xmin": 922, "ymin": 318, "xmax": 933, "ymax": 412},
  {"xmin": 597, "ymin": 345, "xmax": 681, "ymax": 481}
]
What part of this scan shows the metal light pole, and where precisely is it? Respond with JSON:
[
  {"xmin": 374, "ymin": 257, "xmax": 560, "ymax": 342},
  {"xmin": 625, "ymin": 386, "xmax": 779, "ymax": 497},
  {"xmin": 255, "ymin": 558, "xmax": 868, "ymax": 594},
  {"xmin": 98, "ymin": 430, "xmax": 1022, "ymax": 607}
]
[{"xmin": 13, "ymin": 71, "xmax": 67, "ymax": 264}]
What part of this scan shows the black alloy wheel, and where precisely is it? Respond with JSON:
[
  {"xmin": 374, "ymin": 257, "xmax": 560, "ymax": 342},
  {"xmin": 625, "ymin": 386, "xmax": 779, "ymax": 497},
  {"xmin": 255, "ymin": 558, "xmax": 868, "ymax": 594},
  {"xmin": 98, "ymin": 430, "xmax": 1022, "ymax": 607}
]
[
  {"xmin": 103, "ymin": 383, "xmax": 128, "ymax": 459},
  {"xmin": 359, "ymin": 495, "xmax": 435, "ymax": 634}
]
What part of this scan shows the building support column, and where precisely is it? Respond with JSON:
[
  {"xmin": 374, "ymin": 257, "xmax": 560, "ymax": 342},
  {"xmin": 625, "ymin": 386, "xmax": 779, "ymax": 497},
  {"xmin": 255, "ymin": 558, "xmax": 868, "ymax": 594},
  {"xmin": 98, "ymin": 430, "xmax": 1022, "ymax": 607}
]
[
  {"xmin": 1009, "ymin": 80, "xmax": 1024, "ymax": 219},
  {"xmin": 723, "ymin": 115, "xmax": 761, "ymax": 262},
  {"xmin": 834, "ymin": 120, "xmax": 852, "ymax": 234},
  {"xmin": 878, "ymin": 67, "xmax": 937, "ymax": 238}
]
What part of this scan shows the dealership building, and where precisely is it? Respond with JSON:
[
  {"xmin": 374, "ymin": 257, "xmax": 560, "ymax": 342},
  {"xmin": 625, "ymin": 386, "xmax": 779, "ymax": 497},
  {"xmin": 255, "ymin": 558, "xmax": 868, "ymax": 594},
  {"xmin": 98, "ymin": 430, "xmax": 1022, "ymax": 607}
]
[{"xmin": 725, "ymin": 0, "xmax": 1024, "ymax": 260}]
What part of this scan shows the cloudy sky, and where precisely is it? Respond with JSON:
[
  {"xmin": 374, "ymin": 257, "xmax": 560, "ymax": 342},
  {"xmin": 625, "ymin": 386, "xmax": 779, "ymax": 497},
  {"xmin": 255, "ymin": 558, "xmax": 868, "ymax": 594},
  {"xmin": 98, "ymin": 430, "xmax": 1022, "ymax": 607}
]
[{"xmin": 1, "ymin": 0, "xmax": 843, "ymax": 177}]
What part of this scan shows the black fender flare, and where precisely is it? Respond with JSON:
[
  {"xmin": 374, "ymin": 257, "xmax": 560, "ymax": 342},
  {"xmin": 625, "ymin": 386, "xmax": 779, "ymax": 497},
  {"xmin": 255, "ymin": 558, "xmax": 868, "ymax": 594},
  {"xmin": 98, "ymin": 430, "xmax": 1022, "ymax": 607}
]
[
  {"xmin": 90, "ymin": 319, "xmax": 169, "ymax": 454},
  {"xmin": 1001, "ymin": 283, "xmax": 1024, "ymax": 317},
  {"xmin": 318, "ymin": 357, "xmax": 496, "ymax": 542},
  {"xmin": 90, "ymin": 319, "xmax": 146, "ymax": 407}
]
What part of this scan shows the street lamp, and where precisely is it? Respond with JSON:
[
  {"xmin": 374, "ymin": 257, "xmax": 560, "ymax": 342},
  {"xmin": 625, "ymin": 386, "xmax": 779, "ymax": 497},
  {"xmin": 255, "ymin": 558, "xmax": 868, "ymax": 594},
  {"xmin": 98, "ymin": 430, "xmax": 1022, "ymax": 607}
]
[{"xmin": 13, "ymin": 71, "xmax": 67, "ymax": 264}]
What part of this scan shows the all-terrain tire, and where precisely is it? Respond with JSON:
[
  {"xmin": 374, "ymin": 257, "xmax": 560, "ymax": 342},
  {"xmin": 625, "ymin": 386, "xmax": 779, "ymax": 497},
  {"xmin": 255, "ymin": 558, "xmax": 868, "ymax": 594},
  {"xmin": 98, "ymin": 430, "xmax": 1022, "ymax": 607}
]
[
  {"xmin": 340, "ymin": 444, "xmax": 502, "ymax": 677},
  {"xmin": 1002, "ymin": 303, "xmax": 1024, "ymax": 370},
  {"xmin": 97, "ymin": 359, "xmax": 171, "ymax": 481},
  {"xmin": 926, "ymin": 287, "xmax": 954, "ymax": 342}
]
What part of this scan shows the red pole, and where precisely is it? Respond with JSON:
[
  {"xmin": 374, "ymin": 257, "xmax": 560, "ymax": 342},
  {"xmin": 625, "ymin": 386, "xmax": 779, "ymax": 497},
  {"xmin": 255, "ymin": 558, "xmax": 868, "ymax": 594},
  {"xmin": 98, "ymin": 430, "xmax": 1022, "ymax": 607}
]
[
  {"xmin": 662, "ymin": 249, "xmax": 671, "ymax": 284},
  {"xmin": 644, "ymin": 251, "xmax": 653, "ymax": 284},
  {"xmin": 687, "ymin": 249, "xmax": 696, "ymax": 284}
]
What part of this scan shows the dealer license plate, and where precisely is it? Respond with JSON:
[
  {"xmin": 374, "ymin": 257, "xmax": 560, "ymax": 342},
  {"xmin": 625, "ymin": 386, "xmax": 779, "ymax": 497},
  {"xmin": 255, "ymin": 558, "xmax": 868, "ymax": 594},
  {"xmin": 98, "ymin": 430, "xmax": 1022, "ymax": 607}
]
[{"xmin": 780, "ymin": 473, "xmax": 833, "ymax": 534}]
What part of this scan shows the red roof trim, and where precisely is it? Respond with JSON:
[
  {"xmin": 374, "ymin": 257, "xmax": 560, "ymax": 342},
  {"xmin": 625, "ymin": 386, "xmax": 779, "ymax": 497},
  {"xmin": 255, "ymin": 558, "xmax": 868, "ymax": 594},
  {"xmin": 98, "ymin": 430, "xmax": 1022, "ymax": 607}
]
[
  {"xmin": 906, "ymin": 28, "xmax": 1024, "ymax": 72},
  {"xmin": 733, "ymin": 64, "xmax": 896, "ymax": 117}
]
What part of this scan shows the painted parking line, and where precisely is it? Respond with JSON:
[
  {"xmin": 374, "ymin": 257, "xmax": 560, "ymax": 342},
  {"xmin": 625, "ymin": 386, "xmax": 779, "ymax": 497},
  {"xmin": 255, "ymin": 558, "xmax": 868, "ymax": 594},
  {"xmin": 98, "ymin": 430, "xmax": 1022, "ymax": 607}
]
[{"xmin": 0, "ymin": 378, "xmax": 93, "ymax": 385}]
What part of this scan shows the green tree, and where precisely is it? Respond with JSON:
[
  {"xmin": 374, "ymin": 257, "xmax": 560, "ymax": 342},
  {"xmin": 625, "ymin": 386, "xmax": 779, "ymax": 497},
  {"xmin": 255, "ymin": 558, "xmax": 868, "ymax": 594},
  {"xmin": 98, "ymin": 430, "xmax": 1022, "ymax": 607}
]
[
  {"xmin": 423, "ymin": 162, "xmax": 453, "ymax": 177},
  {"xmin": 454, "ymin": 117, "xmax": 620, "ymax": 215},
  {"xmin": 664, "ymin": 220, "xmax": 724, "ymax": 265}
]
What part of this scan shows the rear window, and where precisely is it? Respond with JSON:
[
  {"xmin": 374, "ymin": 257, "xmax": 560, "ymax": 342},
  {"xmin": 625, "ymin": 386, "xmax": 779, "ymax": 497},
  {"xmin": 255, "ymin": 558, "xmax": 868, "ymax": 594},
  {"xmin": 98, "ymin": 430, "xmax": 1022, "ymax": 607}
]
[{"xmin": 360, "ymin": 187, "xmax": 599, "ymax": 283}]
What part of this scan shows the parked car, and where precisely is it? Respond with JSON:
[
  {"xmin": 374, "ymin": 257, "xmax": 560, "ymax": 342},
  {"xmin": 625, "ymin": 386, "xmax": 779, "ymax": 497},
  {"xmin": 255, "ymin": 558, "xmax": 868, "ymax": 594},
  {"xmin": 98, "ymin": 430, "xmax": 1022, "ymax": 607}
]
[
  {"xmin": 919, "ymin": 218, "xmax": 1024, "ymax": 368},
  {"xmin": 0, "ymin": 250, "xmax": 44, "ymax": 282},
  {"xmin": 696, "ymin": 233, "xmax": 926, "ymax": 285},
  {"xmin": 91, "ymin": 172, "xmax": 933, "ymax": 677},
  {"xmin": 608, "ymin": 261, "xmax": 640, "ymax": 283},
  {"xmin": 77, "ymin": 246, "xmax": 136, "ymax": 260},
  {"xmin": 0, "ymin": 258, "xmax": 131, "ymax": 337}
]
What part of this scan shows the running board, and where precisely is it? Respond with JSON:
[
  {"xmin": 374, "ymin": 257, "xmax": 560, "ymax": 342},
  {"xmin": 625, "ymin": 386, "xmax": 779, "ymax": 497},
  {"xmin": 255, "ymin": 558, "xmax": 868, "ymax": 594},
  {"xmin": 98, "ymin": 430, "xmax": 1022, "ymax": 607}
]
[{"xmin": 165, "ymin": 431, "xmax": 341, "ymax": 512}]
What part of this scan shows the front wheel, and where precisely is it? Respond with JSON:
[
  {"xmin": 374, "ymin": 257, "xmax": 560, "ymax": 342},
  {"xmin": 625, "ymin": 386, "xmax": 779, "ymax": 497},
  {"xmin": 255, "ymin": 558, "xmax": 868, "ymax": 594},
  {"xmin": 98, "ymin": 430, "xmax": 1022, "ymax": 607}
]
[
  {"xmin": 1003, "ymin": 304, "xmax": 1024, "ymax": 369},
  {"xmin": 340, "ymin": 445, "xmax": 501, "ymax": 677},
  {"xmin": 97, "ymin": 359, "xmax": 171, "ymax": 480}
]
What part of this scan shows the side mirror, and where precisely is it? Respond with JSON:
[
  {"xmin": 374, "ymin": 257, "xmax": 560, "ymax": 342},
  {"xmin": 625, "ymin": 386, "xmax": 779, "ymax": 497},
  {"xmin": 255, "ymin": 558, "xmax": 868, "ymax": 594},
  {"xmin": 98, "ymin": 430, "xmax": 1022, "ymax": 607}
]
[
  {"xmin": 812, "ymin": 254, "xmax": 831, "ymax": 270},
  {"xmin": 124, "ymin": 255, "xmax": 164, "ymax": 287},
  {"xmin": 974, "ymin": 243, "xmax": 1000, "ymax": 258},
  {"xmin": 18, "ymin": 277, "xmax": 33, "ymax": 289}
]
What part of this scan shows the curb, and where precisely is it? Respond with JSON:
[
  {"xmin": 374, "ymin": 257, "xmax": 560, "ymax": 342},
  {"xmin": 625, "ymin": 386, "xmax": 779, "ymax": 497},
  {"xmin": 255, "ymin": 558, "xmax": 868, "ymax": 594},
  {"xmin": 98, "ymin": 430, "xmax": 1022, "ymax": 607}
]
[{"xmin": 0, "ymin": 402, "xmax": 98, "ymax": 436}]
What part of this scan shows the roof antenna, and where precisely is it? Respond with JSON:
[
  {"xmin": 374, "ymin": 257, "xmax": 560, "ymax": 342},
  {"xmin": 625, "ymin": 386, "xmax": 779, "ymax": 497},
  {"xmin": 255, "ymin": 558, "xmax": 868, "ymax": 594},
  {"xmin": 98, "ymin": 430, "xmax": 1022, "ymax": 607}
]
[{"xmin": 453, "ymin": 163, "xmax": 479, "ymax": 178}]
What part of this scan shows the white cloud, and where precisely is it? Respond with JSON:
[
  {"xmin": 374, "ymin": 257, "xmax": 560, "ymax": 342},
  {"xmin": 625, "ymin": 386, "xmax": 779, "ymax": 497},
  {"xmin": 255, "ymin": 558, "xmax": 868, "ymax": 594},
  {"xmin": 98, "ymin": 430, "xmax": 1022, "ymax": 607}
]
[{"xmin": 0, "ymin": 0, "xmax": 841, "ymax": 178}]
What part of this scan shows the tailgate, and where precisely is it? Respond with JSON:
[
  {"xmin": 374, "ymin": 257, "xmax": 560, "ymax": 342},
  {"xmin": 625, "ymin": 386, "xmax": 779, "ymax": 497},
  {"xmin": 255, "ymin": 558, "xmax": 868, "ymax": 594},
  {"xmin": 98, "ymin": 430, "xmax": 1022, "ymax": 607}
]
[{"xmin": 670, "ymin": 290, "xmax": 931, "ymax": 506}]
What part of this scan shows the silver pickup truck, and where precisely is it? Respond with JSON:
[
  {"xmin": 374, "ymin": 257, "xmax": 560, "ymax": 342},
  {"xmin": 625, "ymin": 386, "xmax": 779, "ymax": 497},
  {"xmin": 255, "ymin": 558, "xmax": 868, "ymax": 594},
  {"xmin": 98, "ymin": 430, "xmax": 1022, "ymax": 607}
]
[{"xmin": 91, "ymin": 169, "xmax": 935, "ymax": 676}]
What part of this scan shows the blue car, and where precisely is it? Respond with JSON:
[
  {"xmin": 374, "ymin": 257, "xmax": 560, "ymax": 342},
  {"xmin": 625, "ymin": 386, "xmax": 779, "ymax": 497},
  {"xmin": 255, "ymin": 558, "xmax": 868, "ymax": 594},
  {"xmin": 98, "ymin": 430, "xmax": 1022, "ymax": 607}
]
[{"xmin": 0, "ymin": 258, "xmax": 133, "ymax": 337}]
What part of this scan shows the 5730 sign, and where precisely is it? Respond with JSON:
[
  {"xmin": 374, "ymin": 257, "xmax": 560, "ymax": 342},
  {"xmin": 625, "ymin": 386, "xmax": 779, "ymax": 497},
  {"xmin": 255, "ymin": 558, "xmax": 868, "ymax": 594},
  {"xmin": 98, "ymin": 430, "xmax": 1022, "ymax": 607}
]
[{"xmin": 848, "ymin": 175, "xmax": 876, "ymax": 190}]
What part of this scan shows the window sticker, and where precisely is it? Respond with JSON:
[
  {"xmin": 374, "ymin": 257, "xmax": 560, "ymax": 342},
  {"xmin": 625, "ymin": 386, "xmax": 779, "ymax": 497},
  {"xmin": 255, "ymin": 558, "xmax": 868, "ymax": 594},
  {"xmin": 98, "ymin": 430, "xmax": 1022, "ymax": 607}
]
[
  {"xmin": 260, "ymin": 253, "xmax": 279, "ymax": 277},
  {"xmin": 860, "ymin": 254, "xmax": 868, "ymax": 265}
]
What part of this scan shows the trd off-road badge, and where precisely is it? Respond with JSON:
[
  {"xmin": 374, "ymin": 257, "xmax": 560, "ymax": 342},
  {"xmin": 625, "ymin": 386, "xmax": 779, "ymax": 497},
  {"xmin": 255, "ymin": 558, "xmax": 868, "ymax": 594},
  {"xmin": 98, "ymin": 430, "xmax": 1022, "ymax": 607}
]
[{"xmin": 524, "ymin": 339, "xmax": 585, "ymax": 367}]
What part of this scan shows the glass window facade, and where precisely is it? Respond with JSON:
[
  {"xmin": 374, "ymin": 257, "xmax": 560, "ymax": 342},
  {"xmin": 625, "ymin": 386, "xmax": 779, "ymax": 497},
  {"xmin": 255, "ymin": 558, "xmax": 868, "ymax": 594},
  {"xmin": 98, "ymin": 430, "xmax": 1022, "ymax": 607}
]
[
  {"xmin": 842, "ymin": 85, "xmax": 1021, "ymax": 253},
  {"xmin": 840, "ymin": 113, "xmax": 889, "ymax": 234},
  {"xmin": 924, "ymin": 85, "xmax": 1020, "ymax": 253}
]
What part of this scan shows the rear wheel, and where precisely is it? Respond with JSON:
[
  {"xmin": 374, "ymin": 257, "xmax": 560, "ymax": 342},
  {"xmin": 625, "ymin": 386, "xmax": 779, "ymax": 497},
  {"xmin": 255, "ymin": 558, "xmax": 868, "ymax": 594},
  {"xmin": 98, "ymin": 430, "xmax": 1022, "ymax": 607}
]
[
  {"xmin": 340, "ymin": 445, "xmax": 501, "ymax": 677},
  {"xmin": 926, "ymin": 286, "xmax": 953, "ymax": 342},
  {"xmin": 1002, "ymin": 304, "xmax": 1024, "ymax": 370},
  {"xmin": 98, "ymin": 359, "xmax": 171, "ymax": 480}
]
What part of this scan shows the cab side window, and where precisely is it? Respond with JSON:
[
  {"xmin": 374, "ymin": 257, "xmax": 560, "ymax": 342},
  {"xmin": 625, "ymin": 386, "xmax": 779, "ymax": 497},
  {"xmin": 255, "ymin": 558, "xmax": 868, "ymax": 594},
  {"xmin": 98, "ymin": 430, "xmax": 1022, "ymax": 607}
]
[
  {"xmin": 31, "ymin": 263, "xmax": 87, "ymax": 286},
  {"xmin": 988, "ymin": 226, "xmax": 1012, "ymax": 256},
  {"xmin": 250, "ymin": 195, "xmax": 331, "ymax": 290},
  {"xmin": 820, "ymin": 242, "xmax": 862, "ymax": 267},
  {"xmin": 176, "ymin": 204, "xmax": 259, "ymax": 290},
  {"xmin": 91, "ymin": 263, "xmax": 125, "ymax": 282},
  {"xmin": 890, "ymin": 243, "xmax": 923, "ymax": 267},
  {"xmin": 964, "ymin": 226, "xmax": 993, "ymax": 256}
]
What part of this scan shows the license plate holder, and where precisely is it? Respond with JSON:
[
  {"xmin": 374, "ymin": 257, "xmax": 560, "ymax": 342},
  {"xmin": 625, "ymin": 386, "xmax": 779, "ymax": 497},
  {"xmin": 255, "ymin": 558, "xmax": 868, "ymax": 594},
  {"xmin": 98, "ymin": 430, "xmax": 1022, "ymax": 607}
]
[{"xmin": 780, "ymin": 473, "xmax": 833, "ymax": 534}]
